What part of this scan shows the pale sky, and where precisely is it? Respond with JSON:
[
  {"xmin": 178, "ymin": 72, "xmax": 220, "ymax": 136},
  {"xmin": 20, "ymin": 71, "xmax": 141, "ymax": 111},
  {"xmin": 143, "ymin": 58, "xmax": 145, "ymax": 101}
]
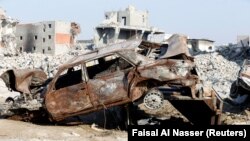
[{"xmin": 1, "ymin": 0, "xmax": 250, "ymax": 45}]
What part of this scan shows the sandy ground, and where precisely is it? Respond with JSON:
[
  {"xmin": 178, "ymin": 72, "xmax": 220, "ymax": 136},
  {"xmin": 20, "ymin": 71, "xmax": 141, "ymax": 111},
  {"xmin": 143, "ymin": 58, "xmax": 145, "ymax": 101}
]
[
  {"xmin": 0, "ymin": 119, "xmax": 127, "ymax": 141},
  {"xmin": 0, "ymin": 80, "xmax": 249, "ymax": 140},
  {"xmin": 0, "ymin": 80, "xmax": 128, "ymax": 141}
]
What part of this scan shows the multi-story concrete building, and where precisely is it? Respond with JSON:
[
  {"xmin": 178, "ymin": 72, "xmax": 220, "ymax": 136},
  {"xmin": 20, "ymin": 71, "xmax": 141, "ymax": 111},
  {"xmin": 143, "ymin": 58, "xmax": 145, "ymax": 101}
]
[
  {"xmin": 16, "ymin": 21, "xmax": 80, "ymax": 55},
  {"xmin": 94, "ymin": 5, "xmax": 164, "ymax": 47}
]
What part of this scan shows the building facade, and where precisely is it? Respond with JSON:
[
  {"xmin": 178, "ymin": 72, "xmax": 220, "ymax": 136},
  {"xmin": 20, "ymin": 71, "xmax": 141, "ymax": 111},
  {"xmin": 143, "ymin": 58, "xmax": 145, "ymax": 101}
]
[
  {"xmin": 94, "ymin": 5, "xmax": 164, "ymax": 47},
  {"xmin": 188, "ymin": 39, "xmax": 215, "ymax": 52},
  {"xmin": 16, "ymin": 21, "xmax": 80, "ymax": 55}
]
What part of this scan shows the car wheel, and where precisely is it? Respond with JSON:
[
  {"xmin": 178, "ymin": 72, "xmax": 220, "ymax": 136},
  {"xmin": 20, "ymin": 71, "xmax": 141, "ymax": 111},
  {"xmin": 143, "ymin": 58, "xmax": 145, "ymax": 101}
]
[{"xmin": 143, "ymin": 89, "xmax": 164, "ymax": 110}]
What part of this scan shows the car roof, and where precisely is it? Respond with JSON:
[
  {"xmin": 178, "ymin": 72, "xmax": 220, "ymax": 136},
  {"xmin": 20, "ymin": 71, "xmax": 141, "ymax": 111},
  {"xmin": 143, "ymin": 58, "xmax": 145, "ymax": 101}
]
[
  {"xmin": 57, "ymin": 39, "xmax": 152, "ymax": 71},
  {"xmin": 68, "ymin": 39, "xmax": 142, "ymax": 64}
]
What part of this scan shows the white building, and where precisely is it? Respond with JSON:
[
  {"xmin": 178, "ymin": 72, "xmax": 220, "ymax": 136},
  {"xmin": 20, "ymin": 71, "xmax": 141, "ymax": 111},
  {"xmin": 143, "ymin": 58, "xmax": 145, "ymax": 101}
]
[
  {"xmin": 94, "ymin": 5, "xmax": 164, "ymax": 47},
  {"xmin": 188, "ymin": 39, "xmax": 215, "ymax": 52}
]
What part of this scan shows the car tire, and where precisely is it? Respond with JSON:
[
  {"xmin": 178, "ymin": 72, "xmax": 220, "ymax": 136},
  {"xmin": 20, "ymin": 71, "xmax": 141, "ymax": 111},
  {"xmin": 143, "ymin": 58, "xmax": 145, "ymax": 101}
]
[{"xmin": 143, "ymin": 89, "xmax": 164, "ymax": 110}]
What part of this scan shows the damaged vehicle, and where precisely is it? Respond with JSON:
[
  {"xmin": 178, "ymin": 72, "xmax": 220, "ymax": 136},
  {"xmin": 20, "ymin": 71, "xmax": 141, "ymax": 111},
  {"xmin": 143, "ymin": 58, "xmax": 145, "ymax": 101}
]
[
  {"xmin": 229, "ymin": 59, "xmax": 250, "ymax": 104},
  {"xmin": 0, "ymin": 35, "xmax": 222, "ymax": 125}
]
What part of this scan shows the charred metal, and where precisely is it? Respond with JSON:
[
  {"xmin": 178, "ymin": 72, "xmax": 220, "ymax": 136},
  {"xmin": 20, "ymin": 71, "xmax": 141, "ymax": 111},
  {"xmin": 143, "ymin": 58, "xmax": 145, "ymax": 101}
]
[{"xmin": 0, "ymin": 34, "xmax": 223, "ymax": 125}]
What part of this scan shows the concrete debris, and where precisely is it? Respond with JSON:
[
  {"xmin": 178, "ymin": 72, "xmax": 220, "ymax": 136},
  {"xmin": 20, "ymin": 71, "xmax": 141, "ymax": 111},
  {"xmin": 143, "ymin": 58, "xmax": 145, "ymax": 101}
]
[
  {"xmin": 217, "ymin": 45, "xmax": 250, "ymax": 65},
  {"xmin": 0, "ymin": 39, "xmax": 222, "ymax": 125},
  {"xmin": 194, "ymin": 45, "xmax": 250, "ymax": 124},
  {"xmin": 0, "ymin": 8, "xmax": 18, "ymax": 56},
  {"xmin": 0, "ymin": 48, "xmax": 90, "ymax": 78},
  {"xmin": 0, "ymin": 6, "xmax": 248, "ymax": 128},
  {"xmin": 195, "ymin": 45, "xmax": 250, "ymax": 99},
  {"xmin": 71, "ymin": 22, "xmax": 81, "ymax": 36},
  {"xmin": 194, "ymin": 52, "xmax": 240, "ymax": 99}
]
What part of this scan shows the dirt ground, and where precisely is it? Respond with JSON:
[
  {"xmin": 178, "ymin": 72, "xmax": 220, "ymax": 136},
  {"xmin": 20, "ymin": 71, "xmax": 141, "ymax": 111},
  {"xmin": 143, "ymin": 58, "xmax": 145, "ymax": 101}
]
[
  {"xmin": 0, "ymin": 119, "xmax": 127, "ymax": 141},
  {"xmin": 1, "ymin": 93, "xmax": 250, "ymax": 140},
  {"xmin": 0, "ymin": 95, "xmax": 127, "ymax": 141}
]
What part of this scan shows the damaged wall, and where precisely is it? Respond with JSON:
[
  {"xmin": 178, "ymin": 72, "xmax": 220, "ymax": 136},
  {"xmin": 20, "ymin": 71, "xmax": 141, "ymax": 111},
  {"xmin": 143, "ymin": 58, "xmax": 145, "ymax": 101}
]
[
  {"xmin": 188, "ymin": 39, "xmax": 215, "ymax": 53},
  {"xmin": 0, "ymin": 7, "xmax": 18, "ymax": 56},
  {"xmin": 94, "ymin": 5, "xmax": 164, "ymax": 47},
  {"xmin": 16, "ymin": 21, "xmax": 81, "ymax": 55},
  {"xmin": 102, "ymin": 5, "xmax": 149, "ymax": 27}
]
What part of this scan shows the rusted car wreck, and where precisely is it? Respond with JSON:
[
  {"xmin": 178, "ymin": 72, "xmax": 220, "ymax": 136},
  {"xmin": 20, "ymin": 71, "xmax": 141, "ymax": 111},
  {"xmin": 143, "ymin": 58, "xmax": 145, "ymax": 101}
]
[{"xmin": 0, "ymin": 35, "xmax": 222, "ymax": 125}]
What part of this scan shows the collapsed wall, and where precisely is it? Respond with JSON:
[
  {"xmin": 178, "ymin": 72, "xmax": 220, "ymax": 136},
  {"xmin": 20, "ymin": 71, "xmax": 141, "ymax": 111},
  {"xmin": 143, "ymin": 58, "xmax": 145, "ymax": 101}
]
[{"xmin": 0, "ymin": 8, "xmax": 18, "ymax": 56}]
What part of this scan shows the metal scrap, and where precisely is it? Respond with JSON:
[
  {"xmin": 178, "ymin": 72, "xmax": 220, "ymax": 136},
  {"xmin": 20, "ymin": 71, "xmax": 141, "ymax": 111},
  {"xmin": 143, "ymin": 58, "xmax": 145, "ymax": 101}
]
[{"xmin": 0, "ymin": 36, "xmax": 223, "ymax": 125}]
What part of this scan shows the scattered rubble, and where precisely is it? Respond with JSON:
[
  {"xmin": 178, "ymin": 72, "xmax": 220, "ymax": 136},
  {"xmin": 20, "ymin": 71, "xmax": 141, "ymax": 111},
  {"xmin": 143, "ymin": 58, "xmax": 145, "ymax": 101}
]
[
  {"xmin": 0, "ymin": 37, "xmax": 222, "ymax": 125},
  {"xmin": 0, "ymin": 49, "xmax": 89, "ymax": 77},
  {"xmin": 194, "ymin": 46, "xmax": 250, "ymax": 99},
  {"xmin": 194, "ymin": 52, "xmax": 240, "ymax": 98},
  {"xmin": 0, "ymin": 32, "xmax": 249, "ymax": 126},
  {"xmin": 194, "ymin": 45, "xmax": 250, "ymax": 124},
  {"xmin": 0, "ymin": 5, "xmax": 250, "ymax": 134}
]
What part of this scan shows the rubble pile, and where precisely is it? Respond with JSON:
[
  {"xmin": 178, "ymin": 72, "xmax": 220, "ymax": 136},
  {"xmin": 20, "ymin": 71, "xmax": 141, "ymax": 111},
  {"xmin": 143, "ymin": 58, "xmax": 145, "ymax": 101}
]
[
  {"xmin": 194, "ymin": 46, "xmax": 250, "ymax": 98},
  {"xmin": 194, "ymin": 52, "xmax": 240, "ymax": 98},
  {"xmin": 194, "ymin": 47, "xmax": 250, "ymax": 124},
  {"xmin": 0, "ymin": 52, "xmax": 75, "ymax": 77}
]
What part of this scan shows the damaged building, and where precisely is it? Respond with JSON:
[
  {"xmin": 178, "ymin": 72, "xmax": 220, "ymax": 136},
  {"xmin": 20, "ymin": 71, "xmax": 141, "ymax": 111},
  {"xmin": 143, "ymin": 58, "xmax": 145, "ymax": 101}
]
[
  {"xmin": 16, "ymin": 21, "xmax": 81, "ymax": 55},
  {"xmin": 188, "ymin": 38, "xmax": 215, "ymax": 53},
  {"xmin": 94, "ymin": 5, "xmax": 164, "ymax": 47},
  {"xmin": 0, "ymin": 7, "xmax": 18, "ymax": 56}
]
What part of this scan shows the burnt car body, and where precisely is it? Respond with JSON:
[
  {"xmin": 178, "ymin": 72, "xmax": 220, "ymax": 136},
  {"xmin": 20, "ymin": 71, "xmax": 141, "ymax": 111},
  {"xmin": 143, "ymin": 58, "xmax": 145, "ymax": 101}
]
[
  {"xmin": 229, "ymin": 59, "xmax": 250, "ymax": 104},
  {"xmin": 0, "ymin": 35, "xmax": 222, "ymax": 125}
]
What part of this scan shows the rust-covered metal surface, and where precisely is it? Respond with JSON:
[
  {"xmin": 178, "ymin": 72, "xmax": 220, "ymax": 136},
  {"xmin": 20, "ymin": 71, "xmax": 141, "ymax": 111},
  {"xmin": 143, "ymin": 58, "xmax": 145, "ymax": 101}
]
[
  {"xmin": 0, "ymin": 35, "xmax": 223, "ymax": 125},
  {"xmin": 236, "ymin": 59, "xmax": 250, "ymax": 91},
  {"xmin": 43, "ymin": 36, "xmax": 222, "ymax": 124},
  {"xmin": 159, "ymin": 34, "xmax": 191, "ymax": 59},
  {"xmin": 0, "ymin": 69, "xmax": 47, "ymax": 94}
]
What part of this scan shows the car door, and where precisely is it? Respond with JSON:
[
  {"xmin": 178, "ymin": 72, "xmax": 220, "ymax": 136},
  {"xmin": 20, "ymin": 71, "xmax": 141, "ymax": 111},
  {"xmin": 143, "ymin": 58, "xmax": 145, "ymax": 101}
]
[
  {"xmin": 45, "ymin": 63, "xmax": 94, "ymax": 121},
  {"xmin": 86, "ymin": 54, "xmax": 133, "ymax": 107}
]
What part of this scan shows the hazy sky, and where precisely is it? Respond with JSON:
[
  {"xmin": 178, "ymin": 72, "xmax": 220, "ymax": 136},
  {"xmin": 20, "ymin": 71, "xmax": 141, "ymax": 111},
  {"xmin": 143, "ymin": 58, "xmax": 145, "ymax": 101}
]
[{"xmin": 1, "ymin": 0, "xmax": 250, "ymax": 45}]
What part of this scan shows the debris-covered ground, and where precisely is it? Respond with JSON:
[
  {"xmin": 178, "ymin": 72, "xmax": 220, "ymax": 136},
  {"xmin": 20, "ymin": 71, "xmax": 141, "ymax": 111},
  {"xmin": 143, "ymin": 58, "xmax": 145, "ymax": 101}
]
[
  {"xmin": 194, "ymin": 52, "xmax": 239, "ymax": 98},
  {"xmin": 1, "ymin": 43, "xmax": 250, "ymax": 125},
  {"xmin": 194, "ymin": 46, "xmax": 250, "ymax": 125},
  {"xmin": 0, "ymin": 36, "xmax": 222, "ymax": 126},
  {"xmin": 0, "ymin": 49, "xmax": 88, "ymax": 77},
  {"xmin": 0, "ymin": 38, "xmax": 250, "ymax": 141}
]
